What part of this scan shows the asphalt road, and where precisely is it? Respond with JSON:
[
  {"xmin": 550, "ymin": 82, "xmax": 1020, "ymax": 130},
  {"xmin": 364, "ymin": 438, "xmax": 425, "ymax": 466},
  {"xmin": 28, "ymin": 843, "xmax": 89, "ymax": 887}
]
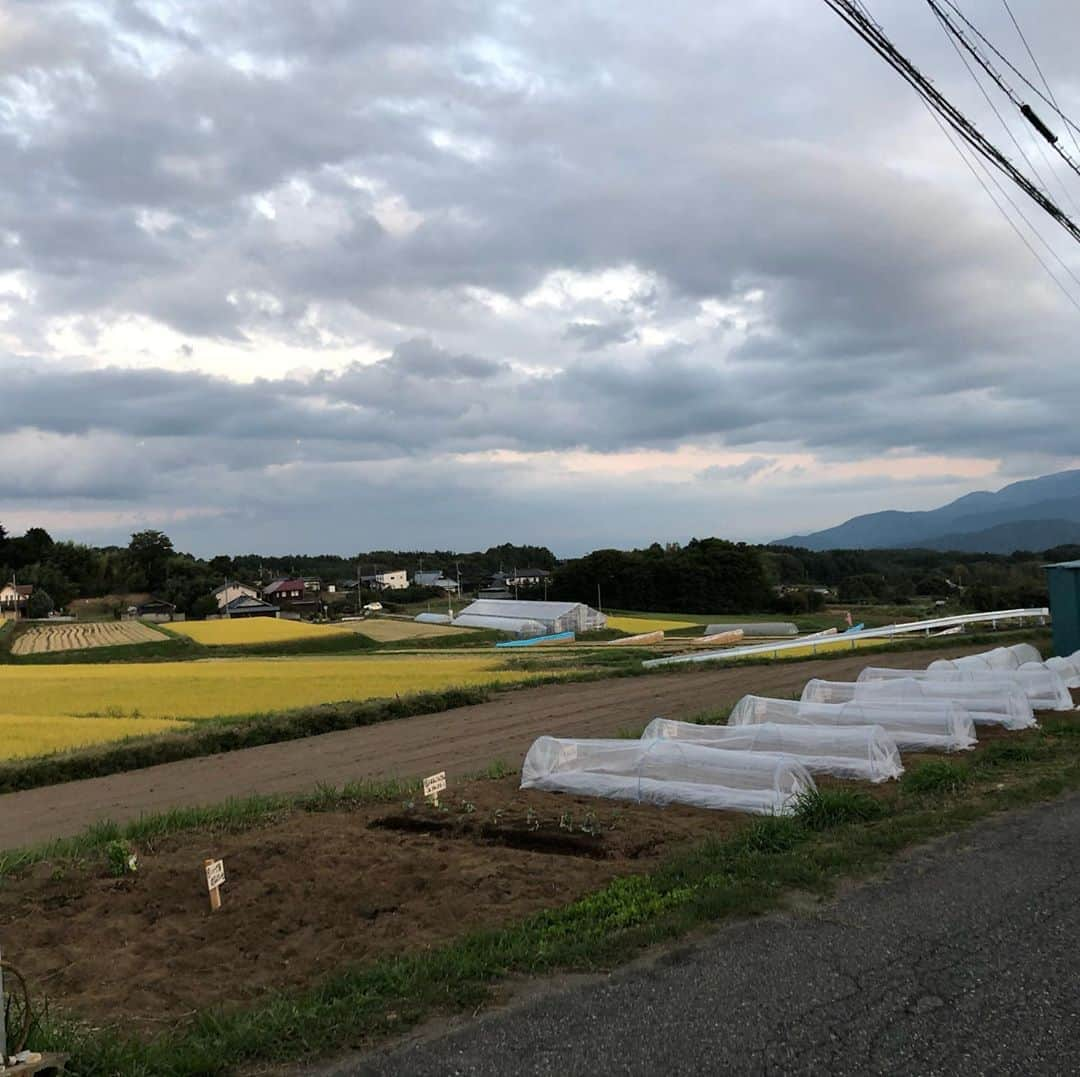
[{"xmin": 325, "ymin": 792, "xmax": 1080, "ymax": 1076}]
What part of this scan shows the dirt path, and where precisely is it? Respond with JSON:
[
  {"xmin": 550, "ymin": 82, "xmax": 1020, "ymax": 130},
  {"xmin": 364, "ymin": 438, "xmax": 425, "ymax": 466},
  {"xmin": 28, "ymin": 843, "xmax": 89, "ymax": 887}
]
[{"xmin": 0, "ymin": 645, "xmax": 987, "ymax": 850}]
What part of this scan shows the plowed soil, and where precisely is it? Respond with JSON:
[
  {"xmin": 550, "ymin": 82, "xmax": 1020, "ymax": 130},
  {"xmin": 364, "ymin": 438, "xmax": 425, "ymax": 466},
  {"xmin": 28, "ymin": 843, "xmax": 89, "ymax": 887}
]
[
  {"xmin": 0, "ymin": 775, "xmax": 741, "ymax": 1031},
  {"xmin": 0, "ymin": 643, "xmax": 995, "ymax": 850}
]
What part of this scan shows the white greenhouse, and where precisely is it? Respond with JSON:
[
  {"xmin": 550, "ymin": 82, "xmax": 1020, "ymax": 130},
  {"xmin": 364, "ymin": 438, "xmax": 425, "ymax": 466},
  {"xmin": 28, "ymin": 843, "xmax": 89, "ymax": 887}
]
[
  {"xmin": 801, "ymin": 677, "xmax": 1035, "ymax": 730},
  {"xmin": 453, "ymin": 599, "xmax": 605, "ymax": 637},
  {"xmin": 728, "ymin": 695, "xmax": 976, "ymax": 752},
  {"xmin": 640, "ymin": 718, "xmax": 903, "ymax": 783},
  {"xmin": 520, "ymin": 736, "xmax": 814, "ymax": 815},
  {"xmin": 916, "ymin": 662, "xmax": 1073, "ymax": 710}
]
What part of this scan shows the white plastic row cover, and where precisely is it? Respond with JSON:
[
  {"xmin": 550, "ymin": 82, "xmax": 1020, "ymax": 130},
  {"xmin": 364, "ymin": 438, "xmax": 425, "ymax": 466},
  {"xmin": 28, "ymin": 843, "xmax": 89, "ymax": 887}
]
[
  {"xmin": 520, "ymin": 736, "xmax": 815, "ymax": 815},
  {"xmin": 729, "ymin": 695, "xmax": 976, "ymax": 752},
  {"xmin": 862, "ymin": 663, "xmax": 1073, "ymax": 711},
  {"xmin": 642, "ymin": 718, "xmax": 903, "ymax": 783},
  {"xmin": 801, "ymin": 677, "xmax": 1035, "ymax": 730},
  {"xmin": 1045, "ymin": 650, "xmax": 1080, "ymax": 688}
]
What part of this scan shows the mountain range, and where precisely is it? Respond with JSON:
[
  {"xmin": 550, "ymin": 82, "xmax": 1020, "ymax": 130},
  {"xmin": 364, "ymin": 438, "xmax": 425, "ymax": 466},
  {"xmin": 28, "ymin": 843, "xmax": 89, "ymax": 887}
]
[{"xmin": 774, "ymin": 470, "xmax": 1080, "ymax": 553}]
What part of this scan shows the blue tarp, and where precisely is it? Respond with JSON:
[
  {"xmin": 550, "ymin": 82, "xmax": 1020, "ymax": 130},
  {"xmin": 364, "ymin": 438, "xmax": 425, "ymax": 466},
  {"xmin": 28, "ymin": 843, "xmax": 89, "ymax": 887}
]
[{"xmin": 495, "ymin": 631, "xmax": 576, "ymax": 648}]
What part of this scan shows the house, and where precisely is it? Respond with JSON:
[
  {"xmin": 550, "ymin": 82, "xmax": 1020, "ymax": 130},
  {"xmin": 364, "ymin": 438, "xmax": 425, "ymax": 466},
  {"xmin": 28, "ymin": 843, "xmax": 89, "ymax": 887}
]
[
  {"xmin": 360, "ymin": 569, "xmax": 409, "ymax": 591},
  {"xmin": 212, "ymin": 581, "xmax": 260, "ymax": 611},
  {"xmin": 302, "ymin": 577, "xmax": 322, "ymax": 594},
  {"xmin": 505, "ymin": 568, "xmax": 552, "ymax": 588},
  {"xmin": 414, "ymin": 571, "xmax": 460, "ymax": 593},
  {"xmin": 223, "ymin": 595, "xmax": 279, "ymax": 619},
  {"xmin": 263, "ymin": 578, "xmax": 306, "ymax": 602},
  {"xmin": 0, "ymin": 583, "xmax": 33, "ymax": 614},
  {"xmin": 123, "ymin": 597, "xmax": 177, "ymax": 623}
]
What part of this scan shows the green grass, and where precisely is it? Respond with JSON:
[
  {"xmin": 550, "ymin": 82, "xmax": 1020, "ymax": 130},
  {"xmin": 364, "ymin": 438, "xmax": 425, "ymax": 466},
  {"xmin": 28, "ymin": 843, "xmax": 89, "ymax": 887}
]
[
  {"xmin": 793, "ymin": 788, "xmax": 889, "ymax": 829},
  {"xmin": 900, "ymin": 759, "xmax": 971, "ymax": 795}
]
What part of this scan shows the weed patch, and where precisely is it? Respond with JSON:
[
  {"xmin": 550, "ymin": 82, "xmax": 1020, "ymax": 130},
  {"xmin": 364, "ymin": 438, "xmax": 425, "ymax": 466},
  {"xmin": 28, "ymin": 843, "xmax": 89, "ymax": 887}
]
[
  {"xmin": 901, "ymin": 760, "xmax": 971, "ymax": 795},
  {"xmin": 794, "ymin": 788, "xmax": 890, "ymax": 829}
]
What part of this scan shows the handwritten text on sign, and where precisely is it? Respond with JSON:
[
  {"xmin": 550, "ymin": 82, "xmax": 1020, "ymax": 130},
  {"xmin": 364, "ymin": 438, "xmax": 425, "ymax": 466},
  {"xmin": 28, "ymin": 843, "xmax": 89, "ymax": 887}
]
[
  {"xmin": 423, "ymin": 771, "xmax": 447, "ymax": 802},
  {"xmin": 205, "ymin": 858, "xmax": 226, "ymax": 892}
]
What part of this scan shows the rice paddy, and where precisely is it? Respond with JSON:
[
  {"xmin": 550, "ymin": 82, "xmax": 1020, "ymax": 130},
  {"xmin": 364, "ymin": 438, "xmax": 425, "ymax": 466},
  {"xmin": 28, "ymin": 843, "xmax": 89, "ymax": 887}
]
[
  {"xmin": 606, "ymin": 615, "xmax": 699, "ymax": 634},
  {"xmin": 0, "ymin": 713, "xmax": 187, "ymax": 761},
  {"xmin": 11, "ymin": 621, "xmax": 167, "ymax": 655},
  {"xmin": 167, "ymin": 619, "xmax": 350, "ymax": 645},
  {"xmin": 0, "ymin": 655, "xmax": 539, "ymax": 728}
]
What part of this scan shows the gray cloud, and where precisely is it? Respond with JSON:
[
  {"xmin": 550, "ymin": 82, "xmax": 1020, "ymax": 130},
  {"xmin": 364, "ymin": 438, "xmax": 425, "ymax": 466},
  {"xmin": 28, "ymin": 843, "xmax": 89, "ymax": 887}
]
[{"xmin": 3, "ymin": 0, "xmax": 1080, "ymax": 552}]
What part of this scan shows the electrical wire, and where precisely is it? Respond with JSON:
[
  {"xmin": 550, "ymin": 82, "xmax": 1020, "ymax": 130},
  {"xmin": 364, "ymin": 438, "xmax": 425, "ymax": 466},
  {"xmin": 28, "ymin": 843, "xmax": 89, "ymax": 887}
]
[
  {"xmin": 821, "ymin": 1, "xmax": 1080, "ymax": 247},
  {"xmin": 1000, "ymin": 0, "xmax": 1080, "ymax": 167}
]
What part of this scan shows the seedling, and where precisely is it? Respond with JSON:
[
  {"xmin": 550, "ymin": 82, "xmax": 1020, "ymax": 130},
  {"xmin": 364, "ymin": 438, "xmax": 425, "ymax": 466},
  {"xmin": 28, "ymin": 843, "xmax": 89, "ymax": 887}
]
[
  {"xmin": 105, "ymin": 839, "xmax": 138, "ymax": 878},
  {"xmin": 559, "ymin": 811, "xmax": 574, "ymax": 832},
  {"xmin": 579, "ymin": 811, "xmax": 599, "ymax": 837},
  {"xmin": 526, "ymin": 807, "xmax": 540, "ymax": 831}
]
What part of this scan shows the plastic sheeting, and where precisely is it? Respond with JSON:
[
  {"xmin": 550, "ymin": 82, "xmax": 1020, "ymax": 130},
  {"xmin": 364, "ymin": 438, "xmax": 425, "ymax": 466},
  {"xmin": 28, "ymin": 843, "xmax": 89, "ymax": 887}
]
[
  {"xmin": 1045, "ymin": 653, "xmax": 1080, "ymax": 688},
  {"xmin": 640, "ymin": 718, "xmax": 903, "ymax": 783},
  {"xmin": 801, "ymin": 677, "xmax": 1036, "ymax": 730},
  {"xmin": 414, "ymin": 612, "xmax": 452, "ymax": 624},
  {"xmin": 520, "ymin": 736, "xmax": 815, "ymax": 815},
  {"xmin": 728, "ymin": 695, "xmax": 976, "ymax": 752},
  {"xmin": 1007, "ymin": 643, "xmax": 1043, "ymax": 665},
  {"xmin": 450, "ymin": 613, "xmax": 548, "ymax": 637},
  {"xmin": 863, "ymin": 664, "xmax": 1074, "ymax": 711},
  {"xmin": 704, "ymin": 622, "xmax": 798, "ymax": 637}
]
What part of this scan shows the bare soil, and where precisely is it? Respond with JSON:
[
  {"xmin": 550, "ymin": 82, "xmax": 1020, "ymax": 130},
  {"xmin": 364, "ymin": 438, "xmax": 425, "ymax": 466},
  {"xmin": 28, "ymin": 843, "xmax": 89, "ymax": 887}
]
[
  {"xmin": 0, "ymin": 643, "xmax": 997, "ymax": 850},
  {"xmin": 0, "ymin": 775, "xmax": 739, "ymax": 1031}
]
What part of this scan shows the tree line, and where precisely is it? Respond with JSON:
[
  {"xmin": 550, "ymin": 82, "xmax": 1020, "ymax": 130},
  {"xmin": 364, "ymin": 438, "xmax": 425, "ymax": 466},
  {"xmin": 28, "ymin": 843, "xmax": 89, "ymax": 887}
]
[{"xmin": 0, "ymin": 521, "xmax": 1067, "ymax": 619}]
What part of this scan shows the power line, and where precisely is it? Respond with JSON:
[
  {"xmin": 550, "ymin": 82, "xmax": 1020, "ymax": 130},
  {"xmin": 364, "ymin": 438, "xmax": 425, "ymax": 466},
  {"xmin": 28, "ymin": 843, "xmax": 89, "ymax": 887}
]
[
  {"xmin": 822, "ymin": 0, "xmax": 1080, "ymax": 247},
  {"xmin": 1000, "ymin": 0, "xmax": 1080, "ymax": 168},
  {"xmin": 927, "ymin": 1, "xmax": 1080, "ymax": 188}
]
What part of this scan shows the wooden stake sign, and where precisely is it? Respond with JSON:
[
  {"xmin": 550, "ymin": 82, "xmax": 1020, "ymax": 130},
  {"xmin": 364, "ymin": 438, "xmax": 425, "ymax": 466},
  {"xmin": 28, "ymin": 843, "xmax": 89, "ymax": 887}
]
[
  {"xmin": 423, "ymin": 771, "xmax": 447, "ymax": 807},
  {"xmin": 204, "ymin": 858, "xmax": 226, "ymax": 912}
]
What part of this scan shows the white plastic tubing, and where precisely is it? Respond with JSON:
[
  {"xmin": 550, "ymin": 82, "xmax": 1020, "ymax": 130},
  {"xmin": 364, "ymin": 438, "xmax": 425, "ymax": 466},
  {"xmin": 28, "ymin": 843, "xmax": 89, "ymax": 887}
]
[
  {"xmin": 801, "ymin": 677, "xmax": 1036, "ymax": 730},
  {"xmin": 641, "ymin": 609, "xmax": 1049, "ymax": 668},
  {"xmin": 520, "ymin": 736, "xmax": 815, "ymax": 815},
  {"xmin": 641, "ymin": 718, "xmax": 903, "ymax": 783},
  {"xmin": 728, "ymin": 695, "xmax": 977, "ymax": 752}
]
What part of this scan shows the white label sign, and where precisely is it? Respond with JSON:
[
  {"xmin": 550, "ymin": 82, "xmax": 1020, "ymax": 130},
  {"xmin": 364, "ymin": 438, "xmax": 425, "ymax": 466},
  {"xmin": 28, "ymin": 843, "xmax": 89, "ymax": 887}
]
[
  {"xmin": 205, "ymin": 858, "xmax": 226, "ymax": 891},
  {"xmin": 423, "ymin": 771, "xmax": 447, "ymax": 799}
]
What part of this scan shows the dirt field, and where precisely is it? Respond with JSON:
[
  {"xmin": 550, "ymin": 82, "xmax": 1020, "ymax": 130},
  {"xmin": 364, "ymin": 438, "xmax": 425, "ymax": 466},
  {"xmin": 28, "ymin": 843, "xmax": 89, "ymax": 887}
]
[
  {"xmin": 0, "ymin": 776, "xmax": 738, "ymax": 1030},
  {"xmin": 10, "ymin": 621, "xmax": 166, "ymax": 655},
  {"xmin": 345, "ymin": 618, "xmax": 469, "ymax": 642},
  {"xmin": 0, "ymin": 643, "xmax": 996, "ymax": 850}
]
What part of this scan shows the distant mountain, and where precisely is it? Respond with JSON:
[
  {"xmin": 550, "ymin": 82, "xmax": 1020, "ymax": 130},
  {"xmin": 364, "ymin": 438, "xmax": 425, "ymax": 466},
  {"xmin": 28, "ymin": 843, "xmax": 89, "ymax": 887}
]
[{"xmin": 774, "ymin": 470, "xmax": 1080, "ymax": 553}]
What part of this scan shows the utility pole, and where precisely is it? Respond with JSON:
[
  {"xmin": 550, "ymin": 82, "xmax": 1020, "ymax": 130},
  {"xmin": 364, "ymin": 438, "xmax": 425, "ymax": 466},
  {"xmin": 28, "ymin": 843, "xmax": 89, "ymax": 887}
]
[{"xmin": 597, "ymin": 582, "xmax": 602, "ymax": 612}]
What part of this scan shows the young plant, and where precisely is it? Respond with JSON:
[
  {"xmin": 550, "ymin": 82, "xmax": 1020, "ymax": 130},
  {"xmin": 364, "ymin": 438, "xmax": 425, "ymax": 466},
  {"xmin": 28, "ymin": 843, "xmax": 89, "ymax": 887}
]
[{"xmin": 104, "ymin": 839, "xmax": 138, "ymax": 878}]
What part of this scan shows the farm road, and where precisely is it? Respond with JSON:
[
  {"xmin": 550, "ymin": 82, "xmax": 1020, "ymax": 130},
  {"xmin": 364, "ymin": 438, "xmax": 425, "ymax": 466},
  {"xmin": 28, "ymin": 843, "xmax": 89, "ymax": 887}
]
[
  {"xmin": 2, "ymin": 644, "xmax": 989, "ymax": 849},
  {"xmin": 326, "ymin": 791, "xmax": 1080, "ymax": 1077}
]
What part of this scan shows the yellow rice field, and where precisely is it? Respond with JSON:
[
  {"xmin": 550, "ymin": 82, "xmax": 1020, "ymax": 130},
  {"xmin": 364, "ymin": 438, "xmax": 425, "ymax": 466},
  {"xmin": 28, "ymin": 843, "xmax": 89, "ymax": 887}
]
[
  {"xmin": 0, "ymin": 714, "xmax": 186, "ymax": 761},
  {"xmin": 167, "ymin": 619, "xmax": 350, "ymax": 645},
  {"xmin": 606, "ymin": 615, "xmax": 698, "ymax": 634},
  {"xmin": 0, "ymin": 655, "xmax": 539, "ymax": 723}
]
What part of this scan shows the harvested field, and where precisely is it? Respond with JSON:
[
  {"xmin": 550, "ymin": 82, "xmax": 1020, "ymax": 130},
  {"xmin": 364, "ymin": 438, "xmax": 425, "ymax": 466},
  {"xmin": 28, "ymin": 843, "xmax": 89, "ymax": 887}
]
[
  {"xmin": 340, "ymin": 618, "xmax": 468, "ymax": 642},
  {"xmin": 10, "ymin": 620, "xmax": 166, "ymax": 655},
  {"xmin": 0, "ymin": 774, "xmax": 738, "ymax": 1031},
  {"xmin": 0, "ymin": 641, "xmax": 1007, "ymax": 849},
  {"xmin": 0, "ymin": 654, "xmax": 540, "ymax": 721}
]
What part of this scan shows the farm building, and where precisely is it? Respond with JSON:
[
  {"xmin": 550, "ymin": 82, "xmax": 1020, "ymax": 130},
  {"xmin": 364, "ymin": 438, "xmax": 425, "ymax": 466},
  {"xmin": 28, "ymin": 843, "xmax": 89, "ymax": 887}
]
[
  {"xmin": 414, "ymin": 571, "xmax": 460, "ymax": 593},
  {"xmin": 123, "ymin": 597, "xmax": 178, "ymax": 622},
  {"xmin": 212, "ymin": 581, "xmax": 260, "ymax": 610},
  {"xmin": 504, "ymin": 568, "xmax": 552, "ymax": 588},
  {"xmin": 222, "ymin": 595, "xmax": 280, "ymax": 619},
  {"xmin": 453, "ymin": 599, "xmax": 605, "ymax": 636},
  {"xmin": 360, "ymin": 569, "xmax": 409, "ymax": 591}
]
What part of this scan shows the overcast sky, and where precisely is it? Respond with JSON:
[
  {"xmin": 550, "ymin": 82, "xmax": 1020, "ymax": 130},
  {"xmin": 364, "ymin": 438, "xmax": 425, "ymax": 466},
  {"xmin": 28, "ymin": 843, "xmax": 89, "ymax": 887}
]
[{"xmin": 3, "ymin": 0, "xmax": 1079, "ymax": 557}]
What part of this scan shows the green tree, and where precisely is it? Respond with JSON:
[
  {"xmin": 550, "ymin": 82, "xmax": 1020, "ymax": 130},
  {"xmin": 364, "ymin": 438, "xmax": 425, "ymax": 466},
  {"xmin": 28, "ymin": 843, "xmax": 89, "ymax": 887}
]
[
  {"xmin": 127, "ymin": 530, "xmax": 175, "ymax": 592},
  {"xmin": 26, "ymin": 589, "xmax": 54, "ymax": 618}
]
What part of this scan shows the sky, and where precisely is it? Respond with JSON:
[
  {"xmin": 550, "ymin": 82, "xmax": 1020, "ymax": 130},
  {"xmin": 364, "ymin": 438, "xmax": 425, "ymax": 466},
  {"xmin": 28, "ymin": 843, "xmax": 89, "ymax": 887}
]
[{"xmin": 2, "ymin": 0, "xmax": 1080, "ymax": 557}]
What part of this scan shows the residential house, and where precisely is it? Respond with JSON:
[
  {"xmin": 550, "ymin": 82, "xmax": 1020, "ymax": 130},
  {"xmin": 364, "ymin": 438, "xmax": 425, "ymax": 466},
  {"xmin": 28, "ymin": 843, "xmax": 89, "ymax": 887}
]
[
  {"xmin": 413, "ymin": 570, "xmax": 460, "ymax": 593},
  {"xmin": 263, "ymin": 578, "xmax": 306, "ymax": 602},
  {"xmin": 302, "ymin": 577, "xmax": 322, "ymax": 594},
  {"xmin": 360, "ymin": 569, "xmax": 409, "ymax": 591},
  {"xmin": 212, "ymin": 581, "xmax": 260, "ymax": 611},
  {"xmin": 0, "ymin": 583, "xmax": 33, "ymax": 615},
  {"xmin": 223, "ymin": 595, "xmax": 279, "ymax": 619}
]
